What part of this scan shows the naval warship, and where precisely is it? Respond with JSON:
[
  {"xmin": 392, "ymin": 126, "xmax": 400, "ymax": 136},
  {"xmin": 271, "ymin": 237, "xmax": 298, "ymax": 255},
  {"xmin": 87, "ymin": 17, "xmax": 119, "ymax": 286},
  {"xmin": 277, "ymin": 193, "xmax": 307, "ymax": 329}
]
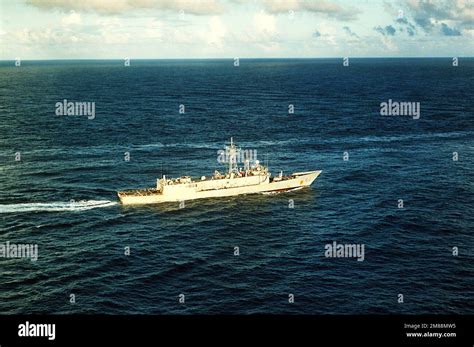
[{"xmin": 118, "ymin": 139, "xmax": 321, "ymax": 205}]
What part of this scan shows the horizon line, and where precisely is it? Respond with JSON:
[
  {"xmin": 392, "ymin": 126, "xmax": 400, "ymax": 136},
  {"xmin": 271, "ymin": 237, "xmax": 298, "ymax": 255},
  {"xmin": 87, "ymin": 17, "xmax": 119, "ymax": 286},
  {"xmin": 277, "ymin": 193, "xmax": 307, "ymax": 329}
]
[{"xmin": 1, "ymin": 56, "xmax": 472, "ymax": 61}]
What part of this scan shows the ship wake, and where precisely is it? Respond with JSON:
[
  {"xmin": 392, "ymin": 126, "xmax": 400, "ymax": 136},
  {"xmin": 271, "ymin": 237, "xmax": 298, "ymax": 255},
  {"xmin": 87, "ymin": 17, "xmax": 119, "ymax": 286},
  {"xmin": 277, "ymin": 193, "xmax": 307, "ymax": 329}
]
[
  {"xmin": 0, "ymin": 200, "xmax": 117, "ymax": 213},
  {"xmin": 260, "ymin": 187, "xmax": 304, "ymax": 195}
]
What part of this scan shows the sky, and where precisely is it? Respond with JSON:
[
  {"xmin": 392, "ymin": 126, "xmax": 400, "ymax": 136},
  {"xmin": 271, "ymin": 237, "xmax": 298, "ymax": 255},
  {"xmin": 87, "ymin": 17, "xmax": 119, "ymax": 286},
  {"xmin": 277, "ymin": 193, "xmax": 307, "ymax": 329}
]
[{"xmin": 0, "ymin": 0, "xmax": 473, "ymax": 59}]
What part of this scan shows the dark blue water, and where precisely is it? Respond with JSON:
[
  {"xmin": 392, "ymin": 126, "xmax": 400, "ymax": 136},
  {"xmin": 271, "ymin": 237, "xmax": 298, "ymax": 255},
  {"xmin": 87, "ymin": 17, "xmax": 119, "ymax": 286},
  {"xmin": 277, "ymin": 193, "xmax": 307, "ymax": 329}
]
[{"xmin": 0, "ymin": 59, "xmax": 473, "ymax": 314}]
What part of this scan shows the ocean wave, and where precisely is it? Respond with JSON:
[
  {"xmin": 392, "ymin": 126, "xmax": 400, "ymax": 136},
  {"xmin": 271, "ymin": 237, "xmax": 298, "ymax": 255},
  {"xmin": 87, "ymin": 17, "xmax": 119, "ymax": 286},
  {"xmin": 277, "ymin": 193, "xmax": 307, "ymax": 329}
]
[{"xmin": 0, "ymin": 200, "xmax": 117, "ymax": 213}]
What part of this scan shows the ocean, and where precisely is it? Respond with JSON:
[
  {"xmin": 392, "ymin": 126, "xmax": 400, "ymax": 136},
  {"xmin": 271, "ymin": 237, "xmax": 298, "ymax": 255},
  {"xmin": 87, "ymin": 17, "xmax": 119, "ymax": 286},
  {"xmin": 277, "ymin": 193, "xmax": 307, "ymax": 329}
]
[{"xmin": 0, "ymin": 58, "xmax": 473, "ymax": 314}]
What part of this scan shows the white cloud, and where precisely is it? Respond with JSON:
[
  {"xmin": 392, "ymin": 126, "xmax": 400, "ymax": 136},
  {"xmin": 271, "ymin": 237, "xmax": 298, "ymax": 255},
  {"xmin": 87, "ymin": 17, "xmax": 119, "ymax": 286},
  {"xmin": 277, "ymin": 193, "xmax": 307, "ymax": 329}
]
[
  {"xmin": 142, "ymin": 19, "xmax": 164, "ymax": 40},
  {"xmin": 14, "ymin": 27, "xmax": 81, "ymax": 44},
  {"xmin": 96, "ymin": 17, "xmax": 131, "ymax": 44},
  {"xmin": 205, "ymin": 16, "xmax": 227, "ymax": 48},
  {"xmin": 262, "ymin": 0, "xmax": 360, "ymax": 21},
  {"xmin": 1, "ymin": 0, "xmax": 472, "ymax": 59},
  {"xmin": 379, "ymin": 35, "xmax": 398, "ymax": 52},
  {"xmin": 26, "ymin": 0, "xmax": 223, "ymax": 15},
  {"xmin": 253, "ymin": 11, "xmax": 277, "ymax": 37},
  {"xmin": 61, "ymin": 10, "xmax": 81, "ymax": 25}
]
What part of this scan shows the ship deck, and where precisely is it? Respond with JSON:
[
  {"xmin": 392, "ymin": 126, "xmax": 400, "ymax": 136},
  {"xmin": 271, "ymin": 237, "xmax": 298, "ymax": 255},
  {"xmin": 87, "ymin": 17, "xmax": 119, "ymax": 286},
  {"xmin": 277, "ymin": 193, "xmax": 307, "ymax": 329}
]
[{"xmin": 118, "ymin": 188, "xmax": 161, "ymax": 196}]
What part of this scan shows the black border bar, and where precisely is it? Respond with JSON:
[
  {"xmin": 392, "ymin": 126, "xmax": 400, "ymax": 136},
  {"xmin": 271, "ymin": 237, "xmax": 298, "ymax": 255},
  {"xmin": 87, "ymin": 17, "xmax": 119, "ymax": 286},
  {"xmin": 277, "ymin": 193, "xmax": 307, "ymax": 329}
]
[{"xmin": 0, "ymin": 315, "xmax": 473, "ymax": 346}]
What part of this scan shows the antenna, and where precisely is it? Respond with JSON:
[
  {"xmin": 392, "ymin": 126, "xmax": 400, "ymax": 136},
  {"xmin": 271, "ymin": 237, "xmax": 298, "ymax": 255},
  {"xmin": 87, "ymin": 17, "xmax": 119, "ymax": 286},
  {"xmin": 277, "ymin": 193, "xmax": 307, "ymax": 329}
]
[{"xmin": 227, "ymin": 137, "xmax": 238, "ymax": 175}]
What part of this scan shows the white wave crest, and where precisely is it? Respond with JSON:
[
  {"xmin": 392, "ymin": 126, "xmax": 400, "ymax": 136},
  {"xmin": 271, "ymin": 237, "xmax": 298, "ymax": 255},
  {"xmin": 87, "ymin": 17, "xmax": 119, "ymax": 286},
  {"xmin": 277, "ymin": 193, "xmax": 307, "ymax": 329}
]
[{"xmin": 0, "ymin": 200, "xmax": 117, "ymax": 213}]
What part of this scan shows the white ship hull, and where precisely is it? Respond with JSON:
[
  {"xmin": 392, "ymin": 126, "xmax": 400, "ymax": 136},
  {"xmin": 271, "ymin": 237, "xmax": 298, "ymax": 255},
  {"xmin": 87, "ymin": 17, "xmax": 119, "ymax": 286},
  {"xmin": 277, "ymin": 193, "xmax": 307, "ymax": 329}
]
[{"xmin": 118, "ymin": 170, "xmax": 321, "ymax": 206}]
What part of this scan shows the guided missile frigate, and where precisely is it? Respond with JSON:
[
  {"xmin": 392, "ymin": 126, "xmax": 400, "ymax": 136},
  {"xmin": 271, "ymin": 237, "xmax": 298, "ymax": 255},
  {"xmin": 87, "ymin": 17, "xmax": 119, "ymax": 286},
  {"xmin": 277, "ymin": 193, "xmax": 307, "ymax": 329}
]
[{"xmin": 118, "ymin": 138, "xmax": 321, "ymax": 205}]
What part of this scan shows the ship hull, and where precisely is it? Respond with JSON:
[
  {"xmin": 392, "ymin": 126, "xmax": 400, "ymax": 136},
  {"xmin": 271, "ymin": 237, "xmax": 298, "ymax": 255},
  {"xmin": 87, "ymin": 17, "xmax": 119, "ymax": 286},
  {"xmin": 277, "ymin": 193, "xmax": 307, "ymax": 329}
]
[{"xmin": 118, "ymin": 170, "xmax": 321, "ymax": 205}]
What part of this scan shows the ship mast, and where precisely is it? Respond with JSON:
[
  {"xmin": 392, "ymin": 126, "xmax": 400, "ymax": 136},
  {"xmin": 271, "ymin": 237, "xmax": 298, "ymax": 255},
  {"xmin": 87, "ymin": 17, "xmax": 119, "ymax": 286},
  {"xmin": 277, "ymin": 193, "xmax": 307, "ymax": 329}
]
[{"xmin": 227, "ymin": 137, "xmax": 238, "ymax": 175}]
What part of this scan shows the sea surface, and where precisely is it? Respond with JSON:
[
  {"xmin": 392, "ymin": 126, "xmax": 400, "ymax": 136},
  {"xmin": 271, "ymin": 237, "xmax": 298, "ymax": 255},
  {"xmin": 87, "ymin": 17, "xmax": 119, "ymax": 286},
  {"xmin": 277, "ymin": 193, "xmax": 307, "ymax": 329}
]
[{"xmin": 0, "ymin": 58, "xmax": 473, "ymax": 314}]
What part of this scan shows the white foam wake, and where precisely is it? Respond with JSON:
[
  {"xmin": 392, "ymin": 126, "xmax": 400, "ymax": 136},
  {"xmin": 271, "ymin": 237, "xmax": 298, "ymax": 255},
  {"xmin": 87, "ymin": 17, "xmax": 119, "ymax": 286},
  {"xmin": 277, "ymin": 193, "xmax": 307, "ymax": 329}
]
[
  {"xmin": 260, "ymin": 187, "xmax": 304, "ymax": 195},
  {"xmin": 0, "ymin": 200, "xmax": 118, "ymax": 213}
]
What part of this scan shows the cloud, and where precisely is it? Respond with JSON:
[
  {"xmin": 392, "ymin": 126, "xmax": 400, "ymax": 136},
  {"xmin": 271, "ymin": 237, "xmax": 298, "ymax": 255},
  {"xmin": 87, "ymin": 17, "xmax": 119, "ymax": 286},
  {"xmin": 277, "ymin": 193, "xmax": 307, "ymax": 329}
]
[
  {"xmin": 305, "ymin": 24, "xmax": 339, "ymax": 47},
  {"xmin": 342, "ymin": 26, "xmax": 359, "ymax": 38},
  {"xmin": 228, "ymin": 11, "xmax": 281, "ymax": 53},
  {"xmin": 262, "ymin": 0, "xmax": 360, "ymax": 21},
  {"xmin": 385, "ymin": 25, "xmax": 396, "ymax": 35},
  {"xmin": 12, "ymin": 27, "xmax": 86, "ymax": 45},
  {"xmin": 377, "ymin": 1, "xmax": 469, "ymax": 40},
  {"xmin": 404, "ymin": 0, "xmax": 473, "ymax": 32},
  {"xmin": 61, "ymin": 10, "xmax": 81, "ymax": 25},
  {"xmin": 25, "ymin": 0, "xmax": 223, "ymax": 15},
  {"xmin": 374, "ymin": 25, "xmax": 396, "ymax": 36},
  {"xmin": 205, "ymin": 16, "xmax": 227, "ymax": 47},
  {"xmin": 440, "ymin": 23, "xmax": 461, "ymax": 36},
  {"xmin": 413, "ymin": 15, "xmax": 435, "ymax": 31},
  {"xmin": 253, "ymin": 11, "xmax": 277, "ymax": 37},
  {"xmin": 396, "ymin": 17, "xmax": 408, "ymax": 25},
  {"xmin": 142, "ymin": 19, "xmax": 164, "ymax": 40},
  {"xmin": 95, "ymin": 17, "xmax": 132, "ymax": 44},
  {"xmin": 395, "ymin": 16, "xmax": 417, "ymax": 36},
  {"xmin": 4, "ymin": 0, "xmax": 472, "ymax": 59},
  {"xmin": 251, "ymin": 11, "xmax": 281, "ymax": 52},
  {"xmin": 396, "ymin": 17, "xmax": 415, "ymax": 29}
]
